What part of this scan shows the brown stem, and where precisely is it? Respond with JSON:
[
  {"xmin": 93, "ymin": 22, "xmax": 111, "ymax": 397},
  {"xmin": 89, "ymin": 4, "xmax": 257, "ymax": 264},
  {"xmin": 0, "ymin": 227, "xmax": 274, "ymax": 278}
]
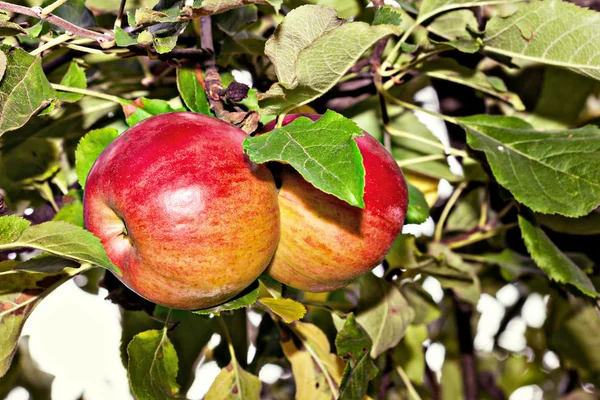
[
  {"xmin": 0, "ymin": 1, "xmax": 112, "ymax": 42},
  {"xmin": 452, "ymin": 293, "xmax": 478, "ymax": 400}
]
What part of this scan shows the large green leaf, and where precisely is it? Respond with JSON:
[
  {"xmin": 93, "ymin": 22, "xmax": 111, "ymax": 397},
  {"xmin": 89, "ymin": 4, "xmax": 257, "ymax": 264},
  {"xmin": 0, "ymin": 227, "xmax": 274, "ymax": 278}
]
[
  {"xmin": 356, "ymin": 274, "xmax": 414, "ymax": 358},
  {"xmin": 259, "ymin": 5, "xmax": 400, "ymax": 114},
  {"xmin": 127, "ymin": 329, "xmax": 180, "ymax": 400},
  {"xmin": 427, "ymin": 9, "xmax": 478, "ymax": 40},
  {"xmin": 0, "ymin": 45, "xmax": 55, "ymax": 136},
  {"xmin": 518, "ymin": 214, "xmax": 600, "ymax": 298},
  {"xmin": 40, "ymin": 0, "xmax": 96, "ymax": 28},
  {"xmin": 0, "ymin": 216, "xmax": 120, "ymax": 275},
  {"xmin": 176, "ymin": 68, "xmax": 212, "ymax": 115},
  {"xmin": 483, "ymin": 0, "xmax": 600, "ymax": 81},
  {"xmin": 75, "ymin": 128, "xmax": 120, "ymax": 188},
  {"xmin": 243, "ymin": 110, "xmax": 366, "ymax": 208},
  {"xmin": 0, "ymin": 267, "xmax": 78, "ymax": 377},
  {"xmin": 460, "ymin": 115, "xmax": 600, "ymax": 218}
]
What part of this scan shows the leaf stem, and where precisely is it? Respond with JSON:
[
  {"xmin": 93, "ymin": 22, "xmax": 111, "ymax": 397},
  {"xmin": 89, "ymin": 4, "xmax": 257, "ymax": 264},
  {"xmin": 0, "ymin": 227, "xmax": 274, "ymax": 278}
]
[
  {"xmin": 385, "ymin": 125, "xmax": 468, "ymax": 158},
  {"xmin": 396, "ymin": 365, "xmax": 423, "ymax": 400},
  {"xmin": 434, "ymin": 181, "xmax": 468, "ymax": 241},
  {"xmin": 378, "ymin": 87, "xmax": 459, "ymax": 125},
  {"xmin": 396, "ymin": 154, "xmax": 447, "ymax": 167},
  {"xmin": 30, "ymin": 33, "xmax": 71, "ymax": 56},
  {"xmin": 448, "ymin": 222, "xmax": 518, "ymax": 249},
  {"xmin": 41, "ymin": 0, "xmax": 68, "ymax": 17},
  {"xmin": 51, "ymin": 83, "xmax": 126, "ymax": 104}
]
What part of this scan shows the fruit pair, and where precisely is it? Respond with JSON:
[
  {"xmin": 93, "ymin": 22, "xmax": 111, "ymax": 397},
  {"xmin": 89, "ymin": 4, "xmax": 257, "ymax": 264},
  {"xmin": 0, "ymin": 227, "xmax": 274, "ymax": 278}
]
[{"xmin": 83, "ymin": 112, "xmax": 408, "ymax": 310}]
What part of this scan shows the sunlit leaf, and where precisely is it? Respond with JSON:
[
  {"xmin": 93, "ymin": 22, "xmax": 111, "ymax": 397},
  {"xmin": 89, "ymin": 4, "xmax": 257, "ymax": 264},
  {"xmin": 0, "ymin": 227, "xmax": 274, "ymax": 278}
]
[{"xmin": 75, "ymin": 128, "xmax": 120, "ymax": 188}]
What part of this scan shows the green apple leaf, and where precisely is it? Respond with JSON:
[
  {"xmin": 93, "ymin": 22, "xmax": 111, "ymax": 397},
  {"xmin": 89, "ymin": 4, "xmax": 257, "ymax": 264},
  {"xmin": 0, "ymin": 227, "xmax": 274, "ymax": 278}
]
[
  {"xmin": 339, "ymin": 352, "xmax": 378, "ymax": 400},
  {"xmin": 0, "ymin": 45, "xmax": 55, "ymax": 137},
  {"xmin": 0, "ymin": 50, "xmax": 6, "ymax": 81},
  {"xmin": 446, "ymin": 188, "xmax": 484, "ymax": 232},
  {"xmin": 406, "ymin": 183, "xmax": 430, "ymax": 225},
  {"xmin": 176, "ymin": 68, "xmax": 211, "ymax": 115},
  {"xmin": 483, "ymin": 0, "xmax": 600, "ymax": 81},
  {"xmin": 13, "ymin": 254, "xmax": 80, "ymax": 273},
  {"xmin": 281, "ymin": 321, "xmax": 344, "ymax": 400},
  {"xmin": 356, "ymin": 274, "xmax": 414, "ymax": 358},
  {"xmin": 459, "ymin": 115, "xmax": 600, "ymax": 218},
  {"xmin": 135, "ymin": 7, "xmax": 181, "ymax": 26},
  {"xmin": 124, "ymin": 98, "xmax": 186, "ymax": 127},
  {"xmin": 335, "ymin": 313, "xmax": 372, "ymax": 360},
  {"xmin": 400, "ymin": 283, "xmax": 441, "ymax": 325},
  {"xmin": 53, "ymin": 191, "xmax": 84, "ymax": 228},
  {"xmin": 0, "ymin": 216, "xmax": 120, "ymax": 275},
  {"xmin": 420, "ymin": 58, "xmax": 524, "ymax": 110},
  {"xmin": 535, "ymin": 210, "xmax": 600, "ymax": 236},
  {"xmin": 0, "ymin": 20, "xmax": 26, "ymax": 37},
  {"xmin": 114, "ymin": 26, "xmax": 138, "ymax": 46},
  {"xmin": 518, "ymin": 213, "xmax": 600, "ymax": 298},
  {"xmin": 259, "ymin": 5, "xmax": 401, "ymax": 115},
  {"xmin": 392, "ymin": 324, "xmax": 428, "ymax": 384},
  {"xmin": 374, "ymin": 6, "xmax": 403, "ymax": 27},
  {"xmin": 427, "ymin": 9, "xmax": 478, "ymax": 40},
  {"xmin": 0, "ymin": 138, "xmax": 61, "ymax": 184},
  {"xmin": 257, "ymin": 275, "xmax": 282, "ymax": 298},
  {"xmin": 56, "ymin": 62, "xmax": 87, "ymax": 103},
  {"xmin": 0, "ymin": 268, "xmax": 75, "ymax": 377},
  {"xmin": 418, "ymin": 0, "xmax": 522, "ymax": 20},
  {"xmin": 426, "ymin": 244, "xmax": 481, "ymax": 304},
  {"xmin": 243, "ymin": 110, "xmax": 366, "ymax": 208},
  {"xmin": 40, "ymin": 0, "xmax": 96, "ymax": 28},
  {"xmin": 75, "ymin": 127, "xmax": 120, "ymax": 188},
  {"xmin": 193, "ymin": 283, "xmax": 259, "ymax": 316},
  {"xmin": 127, "ymin": 329, "xmax": 180, "ymax": 400},
  {"xmin": 188, "ymin": 0, "xmax": 279, "ymax": 17},
  {"xmin": 205, "ymin": 352, "xmax": 261, "ymax": 400},
  {"xmin": 258, "ymin": 297, "xmax": 306, "ymax": 323}
]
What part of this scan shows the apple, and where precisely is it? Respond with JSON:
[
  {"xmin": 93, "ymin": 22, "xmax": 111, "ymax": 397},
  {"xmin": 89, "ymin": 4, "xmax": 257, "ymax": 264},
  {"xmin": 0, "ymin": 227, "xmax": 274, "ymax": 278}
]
[
  {"xmin": 83, "ymin": 112, "xmax": 280, "ymax": 310},
  {"xmin": 263, "ymin": 114, "xmax": 408, "ymax": 292}
]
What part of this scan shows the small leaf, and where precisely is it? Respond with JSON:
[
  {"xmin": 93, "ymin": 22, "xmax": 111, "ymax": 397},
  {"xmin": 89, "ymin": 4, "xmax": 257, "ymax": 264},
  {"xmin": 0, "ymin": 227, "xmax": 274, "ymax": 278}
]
[
  {"xmin": 373, "ymin": 6, "xmax": 403, "ymax": 26},
  {"xmin": 53, "ymin": 191, "xmax": 84, "ymax": 228},
  {"xmin": 153, "ymin": 35, "xmax": 178, "ymax": 54},
  {"xmin": 335, "ymin": 313, "xmax": 372, "ymax": 360},
  {"xmin": 518, "ymin": 213, "xmax": 600, "ymax": 298},
  {"xmin": 356, "ymin": 274, "xmax": 414, "ymax": 358},
  {"xmin": 460, "ymin": 115, "xmax": 600, "ymax": 217},
  {"xmin": 14, "ymin": 254, "xmax": 79, "ymax": 273},
  {"xmin": 0, "ymin": 269, "xmax": 74, "ymax": 377},
  {"xmin": 400, "ymin": 283, "xmax": 441, "ymax": 325},
  {"xmin": 0, "ymin": 20, "xmax": 25, "ymax": 37},
  {"xmin": 483, "ymin": 0, "xmax": 600, "ymax": 81},
  {"xmin": 406, "ymin": 183, "xmax": 430, "ymax": 224},
  {"xmin": 0, "ymin": 216, "xmax": 120, "ymax": 275},
  {"xmin": 114, "ymin": 26, "xmax": 138, "ymax": 47},
  {"xmin": 427, "ymin": 9, "xmax": 478, "ymax": 40},
  {"xmin": 127, "ymin": 329, "xmax": 180, "ymax": 400},
  {"xmin": 135, "ymin": 7, "xmax": 181, "ymax": 26},
  {"xmin": 205, "ymin": 354, "xmax": 261, "ymax": 400},
  {"xmin": 338, "ymin": 350, "xmax": 378, "ymax": 400},
  {"xmin": 259, "ymin": 297, "xmax": 306, "ymax": 323},
  {"xmin": 0, "ymin": 45, "xmax": 55, "ymax": 137},
  {"xmin": 282, "ymin": 321, "xmax": 344, "ymax": 400},
  {"xmin": 257, "ymin": 275, "xmax": 282, "ymax": 298},
  {"xmin": 57, "ymin": 62, "xmax": 87, "ymax": 103},
  {"xmin": 193, "ymin": 283, "xmax": 259, "ymax": 316},
  {"xmin": 392, "ymin": 324, "xmax": 428, "ymax": 384},
  {"xmin": 40, "ymin": 0, "xmax": 96, "ymax": 28},
  {"xmin": 535, "ymin": 210, "xmax": 600, "ymax": 236},
  {"xmin": 188, "ymin": 0, "xmax": 282, "ymax": 18},
  {"xmin": 420, "ymin": 58, "xmax": 524, "ymax": 110},
  {"xmin": 419, "ymin": 0, "xmax": 520, "ymax": 19},
  {"xmin": 176, "ymin": 68, "xmax": 211, "ymax": 115},
  {"xmin": 124, "ymin": 98, "xmax": 186, "ymax": 126},
  {"xmin": 75, "ymin": 128, "xmax": 120, "ymax": 188},
  {"xmin": 243, "ymin": 110, "xmax": 366, "ymax": 208}
]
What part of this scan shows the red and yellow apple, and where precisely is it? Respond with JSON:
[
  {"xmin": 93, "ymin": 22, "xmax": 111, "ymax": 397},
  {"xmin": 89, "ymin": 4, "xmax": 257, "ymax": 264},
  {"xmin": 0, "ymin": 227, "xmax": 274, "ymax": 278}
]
[
  {"xmin": 83, "ymin": 112, "xmax": 280, "ymax": 310},
  {"xmin": 263, "ymin": 114, "xmax": 408, "ymax": 292}
]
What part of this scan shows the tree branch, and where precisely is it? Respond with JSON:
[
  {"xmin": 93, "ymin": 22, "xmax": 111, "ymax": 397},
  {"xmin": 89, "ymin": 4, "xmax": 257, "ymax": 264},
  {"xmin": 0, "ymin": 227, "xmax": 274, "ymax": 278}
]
[
  {"xmin": 0, "ymin": 1, "xmax": 112, "ymax": 42},
  {"xmin": 452, "ymin": 293, "xmax": 478, "ymax": 400}
]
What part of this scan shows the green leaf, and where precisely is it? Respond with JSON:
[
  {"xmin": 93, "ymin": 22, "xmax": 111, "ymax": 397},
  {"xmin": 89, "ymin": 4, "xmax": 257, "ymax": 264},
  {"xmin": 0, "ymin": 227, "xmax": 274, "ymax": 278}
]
[
  {"xmin": 419, "ymin": 58, "xmax": 524, "ymax": 110},
  {"xmin": 281, "ymin": 321, "xmax": 344, "ymax": 400},
  {"xmin": 518, "ymin": 213, "xmax": 600, "ymax": 298},
  {"xmin": 535, "ymin": 210, "xmax": 600, "ymax": 236},
  {"xmin": 259, "ymin": 297, "xmax": 306, "ymax": 323},
  {"xmin": 188, "ymin": 0, "xmax": 279, "ymax": 17},
  {"xmin": 0, "ymin": 216, "xmax": 120, "ymax": 275},
  {"xmin": 483, "ymin": 0, "xmax": 600, "ymax": 81},
  {"xmin": 0, "ymin": 20, "xmax": 25, "ymax": 37},
  {"xmin": 406, "ymin": 182, "xmax": 430, "ymax": 224},
  {"xmin": 259, "ymin": 5, "xmax": 401, "ymax": 114},
  {"xmin": 75, "ymin": 128, "xmax": 119, "ymax": 188},
  {"xmin": 115, "ymin": 26, "xmax": 138, "ymax": 46},
  {"xmin": 373, "ymin": 6, "xmax": 403, "ymax": 26},
  {"xmin": 419, "ymin": 0, "xmax": 520, "ymax": 20},
  {"xmin": 335, "ymin": 313, "xmax": 372, "ymax": 360},
  {"xmin": 356, "ymin": 274, "xmax": 414, "ymax": 358},
  {"xmin": 0, "ymin": 269, "xmax": 74, "ymax": 377},
  {"xmin": 193, "ymin": 283, "xmax": 259, "ymax": 316},
  {"xmin": 530, "ymin": 67, "xmax": 595, "ymax": 130},
  {"xmin": 257, "ymin": 275, "xmax": 282, "ymax": 298},
  {"xmin": 427, "ymin": 9, "xmax": 478, "ymax": 40},
  {"xmin": 13, "ymin": 254, "xmax": 79, "ymax": 273},
  {"xmin": 392, "ymin": 324, "xmax": 428, "ymax": 384},
  {"xmin": 127, "ymin": 329, "xmax": 180, "ymax": 400},
  {"xmin": 338, "ymin": 350, "xmax": 378, "ymax": 400},
  {"xmin": 0, "ymin": 45, "xmax": 55, "ymax": 137},
  {"xmin": 56, "ymin": 62, "xmax": 87, "ymax": 103},
  {"xmin": 446, "ymin": 187, "xmax": 484, "ymax": 232},
  {"xmin": 215, "ymin": 6, "xmax": 258, "ymax": 36},
  {"xmin": 125, "ymin": 98, "xmax": 186, "ymax": 126},
  {"xmin": 400, "ymin": 283, "xmax": 441, "ymax": 325},
  {"xmin": 53, "ymin": 191, "xmax": 84, "ymax": 228},
  {"xmin": 243, "ymin": 110, "xmax": 366, "ymax": 208},
  {"xmin": 135, "ymin": 7, "xmax": 181, "ymax": 26},
  {"xmin": 460, "ymin": 115, "xmax": 600, "ymax": 217},
  {"xmin": 0, "ymin": 138, "xmax": 61, "ymax": 184},
  {"xmin": 176, "ymin": 68, "xmax": 211, "ymax": 115},
  {"xmin": 40, "ymin": 0, "xmax": 96, "ymax": 28},
  {"xmin": 205, "ymin": 354, "xmax": 261, "ymax": 400},
  {"xmin": 153, "ymin": 35, "xmax": 178, "ymax": 54}
]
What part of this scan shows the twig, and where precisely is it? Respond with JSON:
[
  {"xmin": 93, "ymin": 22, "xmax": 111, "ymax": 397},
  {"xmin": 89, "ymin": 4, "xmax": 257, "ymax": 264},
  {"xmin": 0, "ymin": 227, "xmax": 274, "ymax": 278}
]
[
  {"xmin": 114, "ymin": 0, "xmax": 127, "ymax": 30},
  {"xmin": 447, "ymin": 222, "xmax": 518, "ymax": 249},
  {"xmin": 30, "ymin": 33, "xmax": 72, "ymax": 56},
  {"xmin": 0, "ymin": 1, "xmax": 112, "ymax": 42},
  {"xmin": 375, "ymin": 75, "xmax": 392, "ymax": 152},
  {"xmin": 452, "ymin": 294, "xmax": 478, "ymax": 400},
  {"xmin": 51, "ymin": 83, "xmax": 126, "ymax": 104},
  {"xmin": 434, "ymin": 181, "xmax": 468, "ymax": 241},
  {"xmin": 41, "ymin": 0, "xmax": 68, "ymax": 17}
]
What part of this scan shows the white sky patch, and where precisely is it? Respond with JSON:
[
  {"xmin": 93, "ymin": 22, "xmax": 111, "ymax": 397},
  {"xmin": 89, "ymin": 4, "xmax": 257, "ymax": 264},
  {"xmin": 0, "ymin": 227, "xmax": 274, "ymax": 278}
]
[
  {"xmin": 509, "ymin": 385, "xmax": 543, "ymax": 400},
  {"xmin": 425, "ymin": 342, "xmax": 446, "ymax": 373},
  {"xmin": 521, "ymin": 293, "xmax": 547, "ymax": 329},
  {"xmin": 187, "ymin": 361, "xmax": 221, "ymax": 400},
  {"xmin": 259, "ymin": 364, "xmax": 284, "ymax": 384},
  {"xmin": 232, "ymin": 70, "xmax": 253, "ymax": 87},
  {"xmin": 498, "ymin": 317, "xmax": 527, "ymax": 352},
  {"xmin": 422, "ymin": 276, "xmax": 444, "ymax": 303},
  {"xmin": 437, "ymin": 179, "xmax": 454, "ymax": 201},
  {"xmin": 542, "ymin": 351, "xmax": 560, "ymax": 370},
  {"xmin": 371, "ymin": 264, "xmax": 385, "ymax": 278},
  {"xmin": 475, "ymin": 294, "xmax": 505, "ymax": 353},
  {"xmin": 402, "ymin": 216, "xmax": 435, "ymax": 237},
  {"xmin": 496, "ymin": 284, "xmax": 520, "ymax": 308}
]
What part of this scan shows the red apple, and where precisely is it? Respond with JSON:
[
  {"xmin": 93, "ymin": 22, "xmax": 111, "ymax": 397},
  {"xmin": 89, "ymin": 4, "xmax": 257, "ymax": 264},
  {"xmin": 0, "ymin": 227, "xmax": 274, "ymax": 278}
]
[
  {"xmin": 84, "ymin": 112, "xmax": 280, "ymax": 310},
  {"xmin": 263, "ymin": 114, "xmax": 408, "ymax": 292}
]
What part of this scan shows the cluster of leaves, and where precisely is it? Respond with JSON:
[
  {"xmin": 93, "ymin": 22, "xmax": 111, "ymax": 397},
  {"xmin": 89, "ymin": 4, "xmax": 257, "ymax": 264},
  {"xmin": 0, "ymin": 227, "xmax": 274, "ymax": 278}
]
[{"xmin": 1, "ymin": 0, "xmax": 600, "ymax": 399}]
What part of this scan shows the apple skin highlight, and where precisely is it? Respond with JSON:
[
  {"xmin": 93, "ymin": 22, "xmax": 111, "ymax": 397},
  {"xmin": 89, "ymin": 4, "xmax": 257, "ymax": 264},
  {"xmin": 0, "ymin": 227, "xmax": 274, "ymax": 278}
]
[
  {"xmin": 263, "ymin": 114, "xmax": 409, "ymax": 292},
  {"xmin": 83, "ymin": 112, "xmax": 280, "ymax": 310}
]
